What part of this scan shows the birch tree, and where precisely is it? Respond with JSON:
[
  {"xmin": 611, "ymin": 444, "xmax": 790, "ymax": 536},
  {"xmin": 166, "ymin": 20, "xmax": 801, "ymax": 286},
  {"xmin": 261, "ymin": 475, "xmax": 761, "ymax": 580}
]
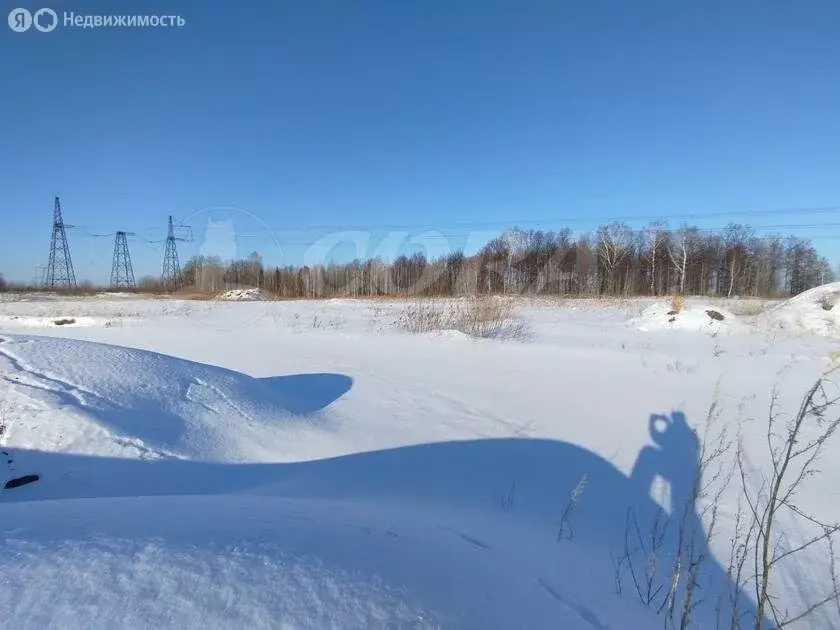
[
  {"xmin": 668, "ymin": 226, "xmax": 697, "ymax": 295},
  {"xmin": 597, "ymin": 222, "xmax": 634, "ymax": 295},
  {"xmin": 646, "ymin": 220, "xmax": 669, "ymax": 296}
]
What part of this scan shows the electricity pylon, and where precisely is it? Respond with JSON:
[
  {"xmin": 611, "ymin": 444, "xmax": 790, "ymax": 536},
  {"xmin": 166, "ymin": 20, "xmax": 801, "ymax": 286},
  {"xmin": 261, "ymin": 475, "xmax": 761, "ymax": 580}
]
[
  {"xmin": 110, "ymin": 231, "xmax": 136, "ymax": 289},
  {"xmin": 161, "ymin": 215, "xmax": 184, "ymax": 291},
  {"xmin": 45, "ymin": 196, "xmax": 76, "ymax": 289}
]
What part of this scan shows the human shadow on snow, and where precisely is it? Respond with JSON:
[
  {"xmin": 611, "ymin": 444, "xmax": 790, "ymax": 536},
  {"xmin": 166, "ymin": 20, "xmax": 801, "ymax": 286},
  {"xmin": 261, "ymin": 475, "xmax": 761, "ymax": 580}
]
[{"xmin": 2, "ymin": 412, "xmax": 769, "ymax": 628}]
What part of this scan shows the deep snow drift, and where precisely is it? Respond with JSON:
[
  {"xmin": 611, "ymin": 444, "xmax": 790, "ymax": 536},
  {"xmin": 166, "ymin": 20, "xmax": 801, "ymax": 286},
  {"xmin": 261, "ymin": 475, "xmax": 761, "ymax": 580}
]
[
  {"xmin": 628, "ymin": 301, "xmax": 738, "ymax": 334},
  {"xmin": 1, "ymin": 292, "xmax": 839, "ymax": 629},
  {"xmin": 0, "ymin": 334, "xmax": 350, "ymax": 461},
  {"xmin": 763, "ymin": 281, "xmax": 840, "ymax": 336}
]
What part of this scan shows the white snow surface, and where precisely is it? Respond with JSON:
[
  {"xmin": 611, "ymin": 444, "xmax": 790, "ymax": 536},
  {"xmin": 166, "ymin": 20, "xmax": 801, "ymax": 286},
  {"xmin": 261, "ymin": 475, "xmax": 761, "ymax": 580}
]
[
  {"xmin": 0, "ymin": 315, "xmax": 115, "ymax": 329},
  {"xmin": 763, "ymin": 282, "xmax": 840, "ymax": 336},
  {"xmin": 628, "ymin": 301, "xmax": 738, "ymax": 334},
  {"xmin": 217, "ymin": 288, "xmax": 266, "ymax": 301},
  {"xmin": 0, "ymin": 292, "xmax": 839, "ymax": 628}
]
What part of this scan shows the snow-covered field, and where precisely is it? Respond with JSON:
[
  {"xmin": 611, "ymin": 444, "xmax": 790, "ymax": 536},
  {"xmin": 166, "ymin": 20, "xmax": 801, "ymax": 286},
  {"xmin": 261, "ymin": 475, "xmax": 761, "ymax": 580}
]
[{"xmin": 1, "ymin": 289, "xmax": 839, "ymax": 629}]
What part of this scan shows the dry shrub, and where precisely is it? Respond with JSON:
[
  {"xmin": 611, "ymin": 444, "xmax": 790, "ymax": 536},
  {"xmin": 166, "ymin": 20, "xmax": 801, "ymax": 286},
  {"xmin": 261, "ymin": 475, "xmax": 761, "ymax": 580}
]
[
  {"xmin": 397, "ymin": 297, "xmax": 527, "ymax": 340},
  {"xmin": 396, "ymin": 299, "xmax": 458, "ymax": 334},
  {"xmin": 669, "ymin": 294, "xmax": 685, "ymax": 315},
  {"xmin": 458, "ymin": 297, "xmax": 527, "ymax": 339},
  {"xmin": 819, "ymin": 291, "xmax": 839, "ymax": 312},
  {"xmin": 723, "ymin": 300, "xmax": 773, "ymax": 317}
]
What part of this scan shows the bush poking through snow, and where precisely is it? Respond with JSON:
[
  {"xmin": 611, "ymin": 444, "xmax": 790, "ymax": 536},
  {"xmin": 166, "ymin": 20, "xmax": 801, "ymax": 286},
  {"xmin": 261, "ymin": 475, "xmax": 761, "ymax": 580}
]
[
  {"xmin": 820, "ymin": 292, "xmax": 838, "ymax": 312},
  {"xmin": 724, "ymin": 300, "xmax": 771, "ymax": 317},
  {"xmin": 397, "ymin": 298, "xmax": 527, "ymax": 340},
  {"xmin": 396, "ymin": 300, "xmax": 457, "ymax": 334},
  {"xmin": 557, "ymin": 474, "xmax": 588, "ymax": 542},
  {"xmin": 733, "ymin": 368, "xmax": 840, "ymax": 628},
  {"xmin": 53, "ymin": 318, "xmax": 76, "ymax": 326},
  {"xmin": 458, "ymin": 297, "xmax": 527, "ymax": 340},
  {"xmin": 613, "ymin": 405, "xmax": 734, "ymax": 627},
  {"xmin": 669, "ymin": 295, "xmax": 685, "ymax": 316},
  {"xmin": 705, "ymin": 310, "xmax": 725, "ymax": 322}
]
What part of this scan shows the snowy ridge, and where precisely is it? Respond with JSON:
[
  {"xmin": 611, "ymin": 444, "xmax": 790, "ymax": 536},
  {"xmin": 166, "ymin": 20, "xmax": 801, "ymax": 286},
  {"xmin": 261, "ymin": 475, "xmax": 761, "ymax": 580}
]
[
  {"xmin": 0, "ymin": 315, "xmax": 115, "ymax": 328},
  {"xmin": 1, "ymin": 436, "xmax": 748, "ymax": 630},
  {"xmin": 0, "ymin": 335, "xmax": 350, "ymax": 462},
  {"xmin": 0, "ymin": 333, "xmax": 743, "ymax": 629},
  {"xmin": 763, "ymin": 281, "xmax": 840, "ymax": 336}
]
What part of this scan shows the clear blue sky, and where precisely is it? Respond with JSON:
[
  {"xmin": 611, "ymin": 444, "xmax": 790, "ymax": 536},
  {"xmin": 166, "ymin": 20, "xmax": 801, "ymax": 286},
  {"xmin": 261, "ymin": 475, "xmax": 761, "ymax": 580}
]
[{"xmin": 2, "ymin": 0, "xmax": 840, "ymax": 284}]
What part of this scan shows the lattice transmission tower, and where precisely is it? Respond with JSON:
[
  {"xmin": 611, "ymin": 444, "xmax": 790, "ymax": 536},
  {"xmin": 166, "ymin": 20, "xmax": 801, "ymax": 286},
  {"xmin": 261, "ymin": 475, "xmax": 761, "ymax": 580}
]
[
  {"xmin": 110, "ymin": 231, "xmax": 136, "ymax": 289},
  {"xmin": 45, "ymin": 196, "xmax": 77, "ymax": 289},
  {"xmin": 161, "ymin": 215, "xmax": 183, "ymax": 291}
]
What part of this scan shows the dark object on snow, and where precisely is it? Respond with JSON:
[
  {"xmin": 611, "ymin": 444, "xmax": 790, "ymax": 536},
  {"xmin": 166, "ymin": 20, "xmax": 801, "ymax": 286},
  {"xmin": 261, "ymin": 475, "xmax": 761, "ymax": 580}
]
[
  {"xmin": 668, "ymin": 317, "xmax": 676, "ymax": 323},
  {"xmin": 4, "ymin": 474, "xmax": 39, "ymax": 489},
  {"xmin": 819, "ymin": 294, "xmax": 837, "ymax": 311},
  {"xmin": 53, "ymin": 318, "xmax": 76, "ymax": 326},
  {"xmin": 705, "ymin": 310, "xmax": 725, "ymax": 321},
  {"xmin": 666, "ymin": 310, "xmax": 678, "ymax": 316}
]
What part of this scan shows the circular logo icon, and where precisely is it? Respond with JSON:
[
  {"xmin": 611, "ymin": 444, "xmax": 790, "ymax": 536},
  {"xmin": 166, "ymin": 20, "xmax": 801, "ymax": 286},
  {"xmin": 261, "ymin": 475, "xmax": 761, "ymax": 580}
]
[
  {"xmin": 33, "ymin": 8, "xmax": 57, "ymax": 32},
  {"xmin": 8, "ymin": 8, "xmax": 32, "ymax": 32},
  {"xmin": 170, "ymin": 206, "xmax": 283, "ymax": 332}
]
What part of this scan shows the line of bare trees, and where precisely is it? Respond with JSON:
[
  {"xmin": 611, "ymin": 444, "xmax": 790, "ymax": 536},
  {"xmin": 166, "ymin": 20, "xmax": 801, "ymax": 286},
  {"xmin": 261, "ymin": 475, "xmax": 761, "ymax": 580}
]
[
  {"xmin": 1, "ymin": 221, "xmax": 833, "ymax": 298},
  {"xmin": 171, "ymin": 222, "xmax": 833, "ymax": 299}
]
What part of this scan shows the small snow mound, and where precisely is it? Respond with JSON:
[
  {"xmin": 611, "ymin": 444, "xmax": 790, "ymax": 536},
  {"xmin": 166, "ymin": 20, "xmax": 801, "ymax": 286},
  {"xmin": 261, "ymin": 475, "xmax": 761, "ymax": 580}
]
[
  {"xmin": 429, "ymin": 329, "xmax": 473, "ymax": 340},
  {"xmin": 0, "ymin": 315, "xmax": 109, "ymax": 328},
  {"xmin": 95, "ymin": 292, "xmax": 141, "ymax": 299},
  {"xmin": 217, "ymin": 288, "xmax": 266, "ymax": 301},
  {"xmin": 0, "ymin": 335, "xmax": 350, "ymax": 461},
  {"xmin": 764, "ymin": 282, "xmax": 840, "ymax": 336},
  {"xmin": 628, "ymin": 301, "xmax": 736, "ymax": 334}
]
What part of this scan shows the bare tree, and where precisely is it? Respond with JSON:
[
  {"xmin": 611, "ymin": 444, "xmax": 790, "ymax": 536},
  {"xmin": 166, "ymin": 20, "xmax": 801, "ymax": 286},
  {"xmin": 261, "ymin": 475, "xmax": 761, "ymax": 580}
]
[
  {"xmin": 646, "ymin": 221, "xmax": 669, "ymax": 296},
  {"xmin": 668, "ymin": 226, "xmax": 698, "ymax": 295},
  {"xmin": 597, "ymin": 222, "xmax": 634, "ymax": 295},
  {"xmin": 129, "ymin": 221, "xmax": 831, "ymax": 300}
]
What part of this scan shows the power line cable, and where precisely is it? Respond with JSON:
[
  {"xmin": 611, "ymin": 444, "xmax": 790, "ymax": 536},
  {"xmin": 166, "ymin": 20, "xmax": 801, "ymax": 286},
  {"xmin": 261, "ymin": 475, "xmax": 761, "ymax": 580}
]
[{"xmin": 128, "ymin": 203, "xmax": 840, "ymax": 234}]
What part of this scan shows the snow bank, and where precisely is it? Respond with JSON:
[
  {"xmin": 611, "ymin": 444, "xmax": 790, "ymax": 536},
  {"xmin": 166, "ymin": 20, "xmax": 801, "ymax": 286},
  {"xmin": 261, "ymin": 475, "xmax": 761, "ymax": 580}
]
[
  {"xmin": 217, "ymin": 288, "xmax": 266, "ymax": 301},
  {"xmin": 0, "ymin": 334, "xmax": 352, "ymax": 461},
  {"xmin": 1, "ymin": 296, "xmax": 835, "ymax": 629},
  {"xmin": 0, "ymin": 506, "xmax": 442, "ymax": 630},
  {"xmin": 0, "ymin": 315, "xmax": 114, "ymax": 328},
  {"xmin": 764, "ymin": 282, "xmax": 840, "ymax": 336},
  {"xmin": 627, "ymin": 301, "xmax": 736, "ymax": 334},
  {"xmin": 95, "ymin": 292, "xmax": 145, "ymax": 299},
  {"xmin": 0, "ymin": 436, "xmax": 738, "ymax": 630},
  {"xmin": 0, "ymin": 490, "xmax": 658, "ymax": 630}
]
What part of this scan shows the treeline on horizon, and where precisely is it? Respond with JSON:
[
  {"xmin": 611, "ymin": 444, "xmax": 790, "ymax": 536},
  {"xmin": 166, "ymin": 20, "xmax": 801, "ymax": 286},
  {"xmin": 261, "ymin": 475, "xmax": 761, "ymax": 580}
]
[{"xmin": 1, "ymin": 222, "xmax": 835, "ymax": 299}]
